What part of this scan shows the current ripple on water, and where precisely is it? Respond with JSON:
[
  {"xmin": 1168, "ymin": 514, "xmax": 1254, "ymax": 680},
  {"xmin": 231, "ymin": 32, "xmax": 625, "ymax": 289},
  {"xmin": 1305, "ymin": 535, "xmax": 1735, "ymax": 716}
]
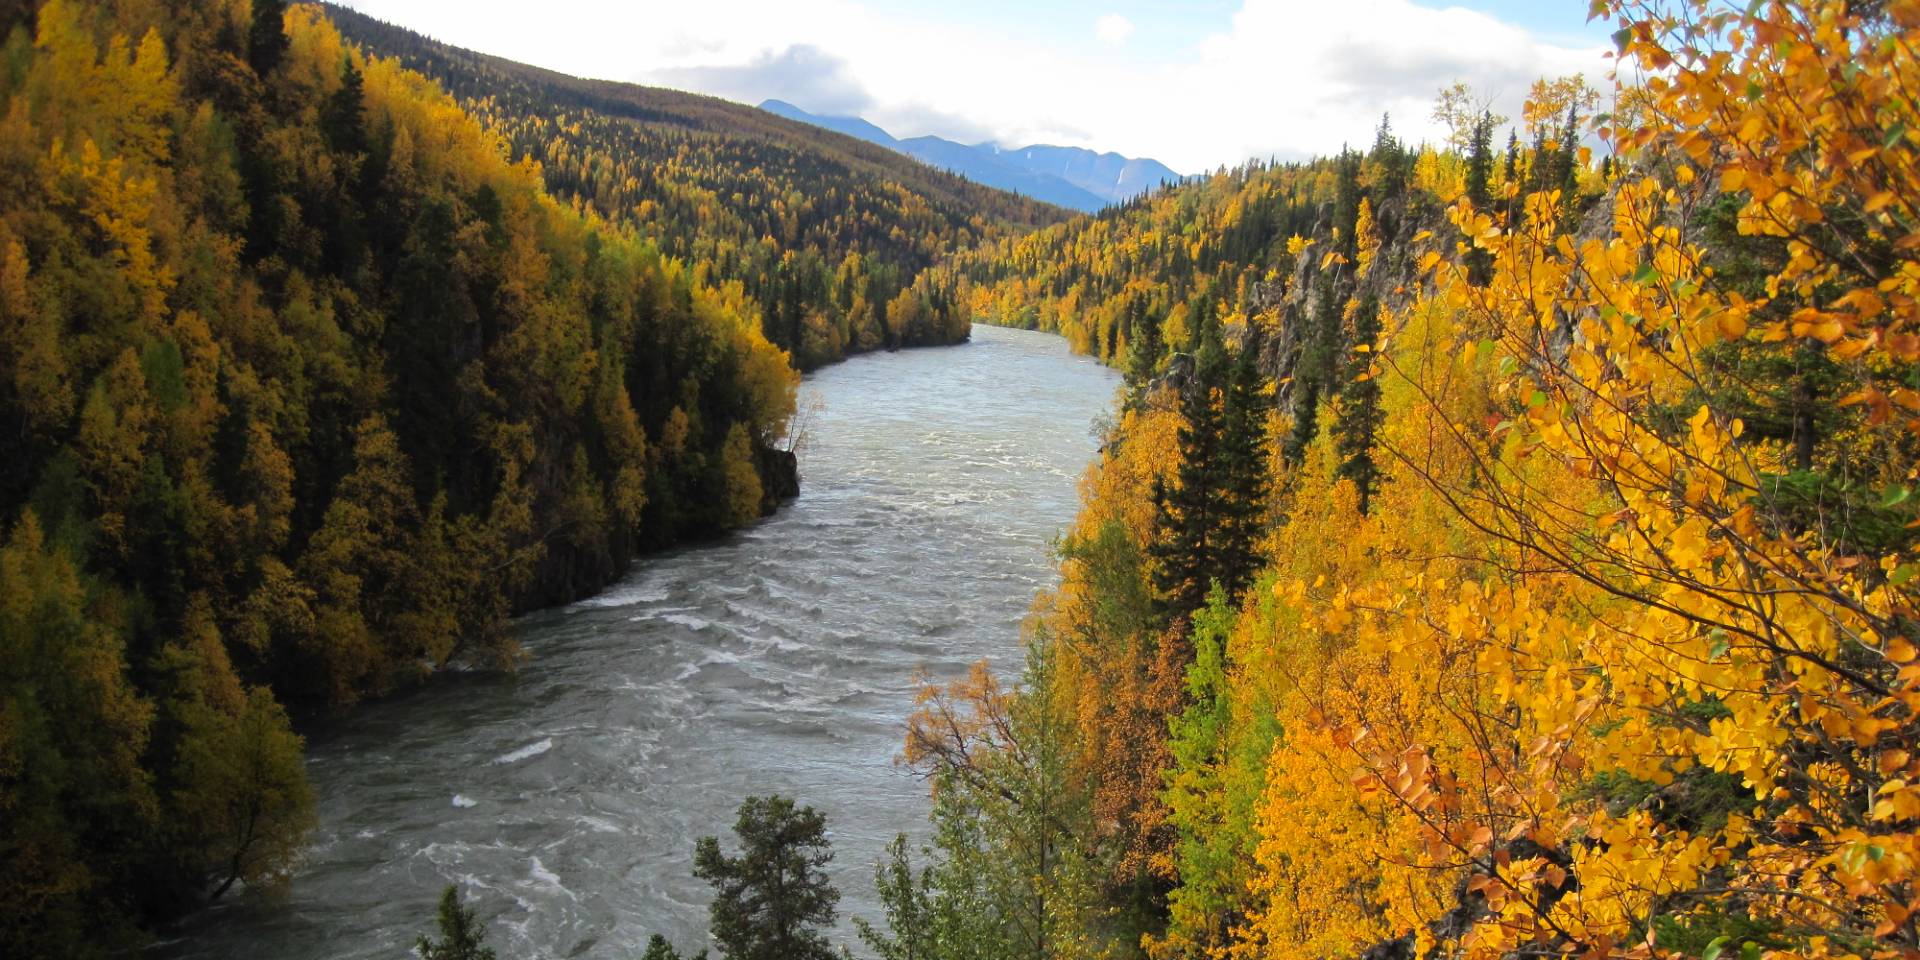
[{"xmin": 159, "ymin": 325, "xmax": 1120, "ymax": 960}]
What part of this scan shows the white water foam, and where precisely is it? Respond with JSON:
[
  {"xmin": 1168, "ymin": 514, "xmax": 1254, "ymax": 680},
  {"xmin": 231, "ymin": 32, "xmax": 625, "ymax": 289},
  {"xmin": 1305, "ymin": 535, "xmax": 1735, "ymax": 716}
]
[
  {"xmin": 489, "ymin": 738, "xmax": 553, "ymax": 765},
  {"xmin": 659, "ymin": 613, "xmax": 711, "ymax": 631},
  {"xmin": 451, "ymin": 794, "xmax": 477, "ymax": 808},
  {"xmin": 528, "ymin": 856, "xmax": 563, "ymax": 889}
]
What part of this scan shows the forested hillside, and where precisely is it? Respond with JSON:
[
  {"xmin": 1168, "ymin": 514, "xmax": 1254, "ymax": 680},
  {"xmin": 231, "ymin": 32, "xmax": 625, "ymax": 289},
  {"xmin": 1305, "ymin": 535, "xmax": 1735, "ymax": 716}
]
[
  {"xmin": 321, "ymin": 3, "xmax": 1071, "ymax": 369},
  {"xmin": 875, "ymin": 2, "xmax": 1920, "ymax": 959},
  {"xmin": 0, "ymin": 0, "xmax": 802, "ymax": 951}
]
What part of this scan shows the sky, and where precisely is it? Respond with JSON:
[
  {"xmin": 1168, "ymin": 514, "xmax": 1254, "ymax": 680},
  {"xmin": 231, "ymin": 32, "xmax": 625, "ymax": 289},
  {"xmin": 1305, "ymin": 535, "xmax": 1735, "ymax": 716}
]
[{"xmin": 338, "ymin": 0, "xmax": 1619, "ymax": 175}]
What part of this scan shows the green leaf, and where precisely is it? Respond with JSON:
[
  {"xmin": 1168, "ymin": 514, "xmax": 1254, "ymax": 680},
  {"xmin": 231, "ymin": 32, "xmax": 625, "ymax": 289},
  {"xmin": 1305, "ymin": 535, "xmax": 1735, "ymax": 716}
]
[
  {"xmin": 1704, "ymin": 936, "xmax": 1732, "ymax": 960},
  {"xmin": 1886, "ymin": 123, "xmax": 1908, "ymax": 149},
  {"xmin": 1613, "ymin": 27, "xmax": 1632, "ymax": 53},
  {"xmin": 1476, "ymin": 339, "xmax": 1496, "ymax": 363},
  {"xmin": 1881, "ymin": 485, "xmax": 1910, "ymax": 508},
  {"xmin": 1740, "ymin": 943, "xmax": 1761, "ymax": 960},
  {"xmin": 1891, "ymin": 564, "xmax": 1918, "ymax": 586},
  {"xmin": 1633, "ymin": 262, "xmax": 1659, "ymax": 286}
]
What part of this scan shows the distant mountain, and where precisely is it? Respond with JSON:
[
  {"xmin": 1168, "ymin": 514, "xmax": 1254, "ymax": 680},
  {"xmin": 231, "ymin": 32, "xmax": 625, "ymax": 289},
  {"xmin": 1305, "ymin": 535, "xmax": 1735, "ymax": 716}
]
[{"xmin": 760, "ymin": 100, "xmax": 1180, "ymax": 212}]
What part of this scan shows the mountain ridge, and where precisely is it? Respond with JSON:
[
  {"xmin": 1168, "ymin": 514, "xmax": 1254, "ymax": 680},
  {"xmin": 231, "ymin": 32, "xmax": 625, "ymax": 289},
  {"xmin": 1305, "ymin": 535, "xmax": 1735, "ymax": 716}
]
[{"xmin": 758, "ymin": 99, "xmax": 1181, "ymax": 212}]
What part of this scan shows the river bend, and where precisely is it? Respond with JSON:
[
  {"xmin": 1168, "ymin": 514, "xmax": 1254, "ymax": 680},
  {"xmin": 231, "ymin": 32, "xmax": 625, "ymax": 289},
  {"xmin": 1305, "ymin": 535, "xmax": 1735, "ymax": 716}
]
[{"xmin": 162, "ymin": 325, "xmax": 1120, "ymax": 959}]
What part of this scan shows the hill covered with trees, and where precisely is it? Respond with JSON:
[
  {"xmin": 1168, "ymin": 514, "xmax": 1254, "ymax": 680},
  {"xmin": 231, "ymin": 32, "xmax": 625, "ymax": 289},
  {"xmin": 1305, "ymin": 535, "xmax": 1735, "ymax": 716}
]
[
  {"xmin": 320, "ymin": 2, "xmax": 1072, "ymax": 370},
  {"xmin": 868, "ymin": 2, "xmax": 1920, "ymax": 959},
  {"xmin": 0, "ymin": 0, "xmax": 815, "ymax": 951}
]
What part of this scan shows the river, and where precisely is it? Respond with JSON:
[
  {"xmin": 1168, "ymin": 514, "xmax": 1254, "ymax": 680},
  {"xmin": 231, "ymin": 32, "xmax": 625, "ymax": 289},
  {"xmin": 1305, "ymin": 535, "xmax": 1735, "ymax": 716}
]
[{"xmin": 160, "ymin": 324, "xmax": 1120, "ymax": 959}]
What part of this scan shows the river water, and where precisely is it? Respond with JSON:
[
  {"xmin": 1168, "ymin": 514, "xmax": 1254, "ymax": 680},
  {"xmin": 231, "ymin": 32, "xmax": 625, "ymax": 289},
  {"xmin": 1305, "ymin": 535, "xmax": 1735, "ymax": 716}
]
[{"xmin": 161, "ymin": 325, "xmax": 1119, "ymax": 959}]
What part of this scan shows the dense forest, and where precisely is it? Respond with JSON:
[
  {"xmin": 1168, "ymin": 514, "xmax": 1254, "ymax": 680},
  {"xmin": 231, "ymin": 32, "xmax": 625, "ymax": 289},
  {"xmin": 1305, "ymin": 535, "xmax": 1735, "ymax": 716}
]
[
  {"xmin": 856, "ymin": 2, "xmax": 1920, "ymax": 960},
  {"xmin": 7, "ymin": 0, "xmax": 1920, "ymax": 958},
  {"xmin": 0, "ymin": 0, "xmax": 818, "ymax": 951},
  {"xmin": 320, "ymin": 3, "xmax": 1071, "ymax": 370}
]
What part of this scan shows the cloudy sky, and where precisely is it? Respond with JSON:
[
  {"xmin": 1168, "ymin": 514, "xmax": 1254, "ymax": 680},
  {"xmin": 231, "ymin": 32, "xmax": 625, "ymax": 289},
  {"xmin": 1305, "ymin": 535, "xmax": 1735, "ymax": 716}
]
[{"xmin": 339, "ymin": 0, "xmax": 1617, "ymax": 174}]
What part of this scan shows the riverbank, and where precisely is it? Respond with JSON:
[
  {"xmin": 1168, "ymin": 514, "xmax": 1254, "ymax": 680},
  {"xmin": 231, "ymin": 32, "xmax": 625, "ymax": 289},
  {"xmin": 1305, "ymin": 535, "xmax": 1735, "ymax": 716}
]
[{"xmin": 160, "ymin": 326, "xmax": 1120, "ymax": 959}]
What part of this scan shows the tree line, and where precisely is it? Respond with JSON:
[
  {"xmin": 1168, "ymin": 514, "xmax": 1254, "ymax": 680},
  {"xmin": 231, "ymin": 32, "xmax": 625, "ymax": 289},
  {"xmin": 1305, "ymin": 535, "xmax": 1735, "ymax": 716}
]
[{"xmin": 321, "ymin": 3, "xmax": 1067, "ymax": 371}]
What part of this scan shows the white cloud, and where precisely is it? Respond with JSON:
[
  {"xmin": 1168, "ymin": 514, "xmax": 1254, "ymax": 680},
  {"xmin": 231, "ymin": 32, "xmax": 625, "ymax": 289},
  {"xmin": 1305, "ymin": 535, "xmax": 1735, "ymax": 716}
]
[
  {"xmin": 1094, "ymin": 13, "xmax": 1135, "ymax": 46},
  {"xmin": 340, "ymin": 0, "xmax": 1612, "ymax": 174}
]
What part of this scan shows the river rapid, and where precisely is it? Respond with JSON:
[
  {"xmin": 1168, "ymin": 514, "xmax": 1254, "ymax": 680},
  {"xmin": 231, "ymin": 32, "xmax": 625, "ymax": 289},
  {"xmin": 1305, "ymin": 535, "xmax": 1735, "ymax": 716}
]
[{"xmin": 161, "ymin": 324, "xmax": 1120, "ymax": 959}]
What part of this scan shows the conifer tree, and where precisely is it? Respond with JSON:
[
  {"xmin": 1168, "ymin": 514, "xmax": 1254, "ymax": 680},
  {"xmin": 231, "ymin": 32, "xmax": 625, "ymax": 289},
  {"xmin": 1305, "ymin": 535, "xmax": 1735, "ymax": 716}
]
[
  {"xmin": 1151, "ymin": 331, "xmax": 1267, "ymax": 611},
  {"xmin": 247, "ymin": 0, "xmax": 289, "ymax": 76},
  {"xmin": 693, "ymin": 795, "xmax": 840, "ymax": 960},
  {"xmin": 319, "ymin": 57, "xmax": 366, "ymax": 155},
  {"xmin": 1282, "ymin": 276, "xmax": 1340, "ymax": 466},
  {"xmin": 1333, "ymin": 148, "xmax": 1362, "ymax": 261},
  {"xmin": 416, "ymin": 886, "xmax": 496, "ymax": 960},
  {"xmin": 1127, "ymin": 301, "xmax": 1162, "ymax": 388},
  {"xmin": 1333, "ymin": 295, "xmax": 1385, "ymax": 514},
  {"xmin": 1464, "ymin": 112, "xmax": 1496, "ymax": 285}
]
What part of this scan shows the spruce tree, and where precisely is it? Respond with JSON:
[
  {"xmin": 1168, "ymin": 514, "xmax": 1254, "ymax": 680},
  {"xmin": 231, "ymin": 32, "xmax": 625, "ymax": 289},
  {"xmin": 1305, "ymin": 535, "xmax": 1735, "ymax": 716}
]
[
  {"xmin": 1333, "ymin": 148, "xmax": 1362, "ymax": 261},
  {"xmin": 416, "ymin": 886, "xmax": 497, "ymax": 960},
  {"xmin": 1151, "ymin": 333, "xmax": 1228, "ymax": 612},
  {"xmin": 1556, "ymin": 103, "xmax": 1583, "ymax": 226},
  {"xmin": 1282, "ymin": 275, "xmax": 1340, "ymax": 466},
  {"xmin": 1127, "ymin": 300, "xmax": 1162, "ymax": 388},
  {"xmin": 1370, "ymin": 114, "xmax": 1408, "ymax": 205},
  {"xmin": 693, "ymin": 795, "xmax": 840, "ymax": 960},
  {"xmin": 1151, "ymin": 331, "xmax": 1267, "ymax": 611},
  {"xmin": 642, "ymin": 933, "xmax": 707, "ymax": 960},
  {"xmin": 247, "ymin": 0, "xmax": 289, "ymax": 76},
  {"xmin": 1334, "ymin": 295, "xmax": 1386, "ymax": 514},
  {"xmin": 1464, "ymin": 113, "xmax": 1496, "ymax": 286},
  {"xmin": 1215, "ymin": 336, "xmax": 1268, "ymax": 589},
  {"xmin": 320, "ymin": 57, "xmax": 367, "ymax": 155}
]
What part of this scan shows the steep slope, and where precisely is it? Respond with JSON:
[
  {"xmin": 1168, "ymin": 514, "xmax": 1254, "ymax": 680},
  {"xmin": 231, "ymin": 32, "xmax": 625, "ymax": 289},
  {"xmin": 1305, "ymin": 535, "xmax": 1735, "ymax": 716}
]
[
  {"xmin": 0, "ymin": 0, "xmax": 805, "ymax": 951},
  {"xmin": 905, "ymin": 6, "xmax": 1920, "ymax": 958},
  {"xmin": 322, "ymin": 4, "xmax": 1072, "ymax": 368}
]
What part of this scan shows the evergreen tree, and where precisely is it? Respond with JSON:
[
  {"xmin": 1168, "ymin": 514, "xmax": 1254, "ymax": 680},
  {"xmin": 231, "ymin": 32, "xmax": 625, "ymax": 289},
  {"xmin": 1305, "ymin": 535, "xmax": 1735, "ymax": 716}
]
[
  {"xmin": 416, "ymin": 886, "xmax": 496, "ymax": 960},
  {"xmin": 1151, "ymin": 331, "xmax": 1267, "ymax": 611},
  {"xmin": 1152, "ymin": 336, "xmax": 1226, "ymax": 612},
  {"xmin": 1556, "ymin": 103, "xmax": 1583, "ymax": 226},
  {"xmin": 693, "ymin": 795, "xmax": 840, "ymax": 960},
  {"xmin": 320, "ymin": 57, "xmax": 367, "ymax": 156},
  {"xmin": 1333, "ymin": 295, "xmax": 1386, "ymax": 514},
  {"xmin": 1368, "ymin": 115, "xmax": 1409, "ymax": 241},
  {"xmin": 1464, "ymin": 112, "xmax": 1496, "ymax": 286},
  {"xmin": 1215, "ymin": 336, "xmax": 1268, "ymax": 590},
  {"xmin": 1282, "ymin": 276, "xmax": 1341, "ymax": 466},
  {"xmin": 1127, "ymin": 300, "xmax": 1162, "ymax": 389},
  {"xmin": 1333, "ymin": 148, "xmax": 1362, "ymax": 261},
  {"xmin": 247, "ymin": 0, "xmax": 289, "ymax": 76},
  {"xmin": 642, "ymin": 933, "xmax": 707, "ymax": 960},
  {"xmin": 1369, "ymin": 114, "xmax": 1408, "ymax": 204}
]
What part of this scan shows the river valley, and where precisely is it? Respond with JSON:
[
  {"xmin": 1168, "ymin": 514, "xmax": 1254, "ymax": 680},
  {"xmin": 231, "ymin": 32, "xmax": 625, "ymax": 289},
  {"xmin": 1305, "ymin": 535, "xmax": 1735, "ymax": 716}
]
[{"xmin": 161, "ymin": 325, "xmax": 1121, "ymax": 960}]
